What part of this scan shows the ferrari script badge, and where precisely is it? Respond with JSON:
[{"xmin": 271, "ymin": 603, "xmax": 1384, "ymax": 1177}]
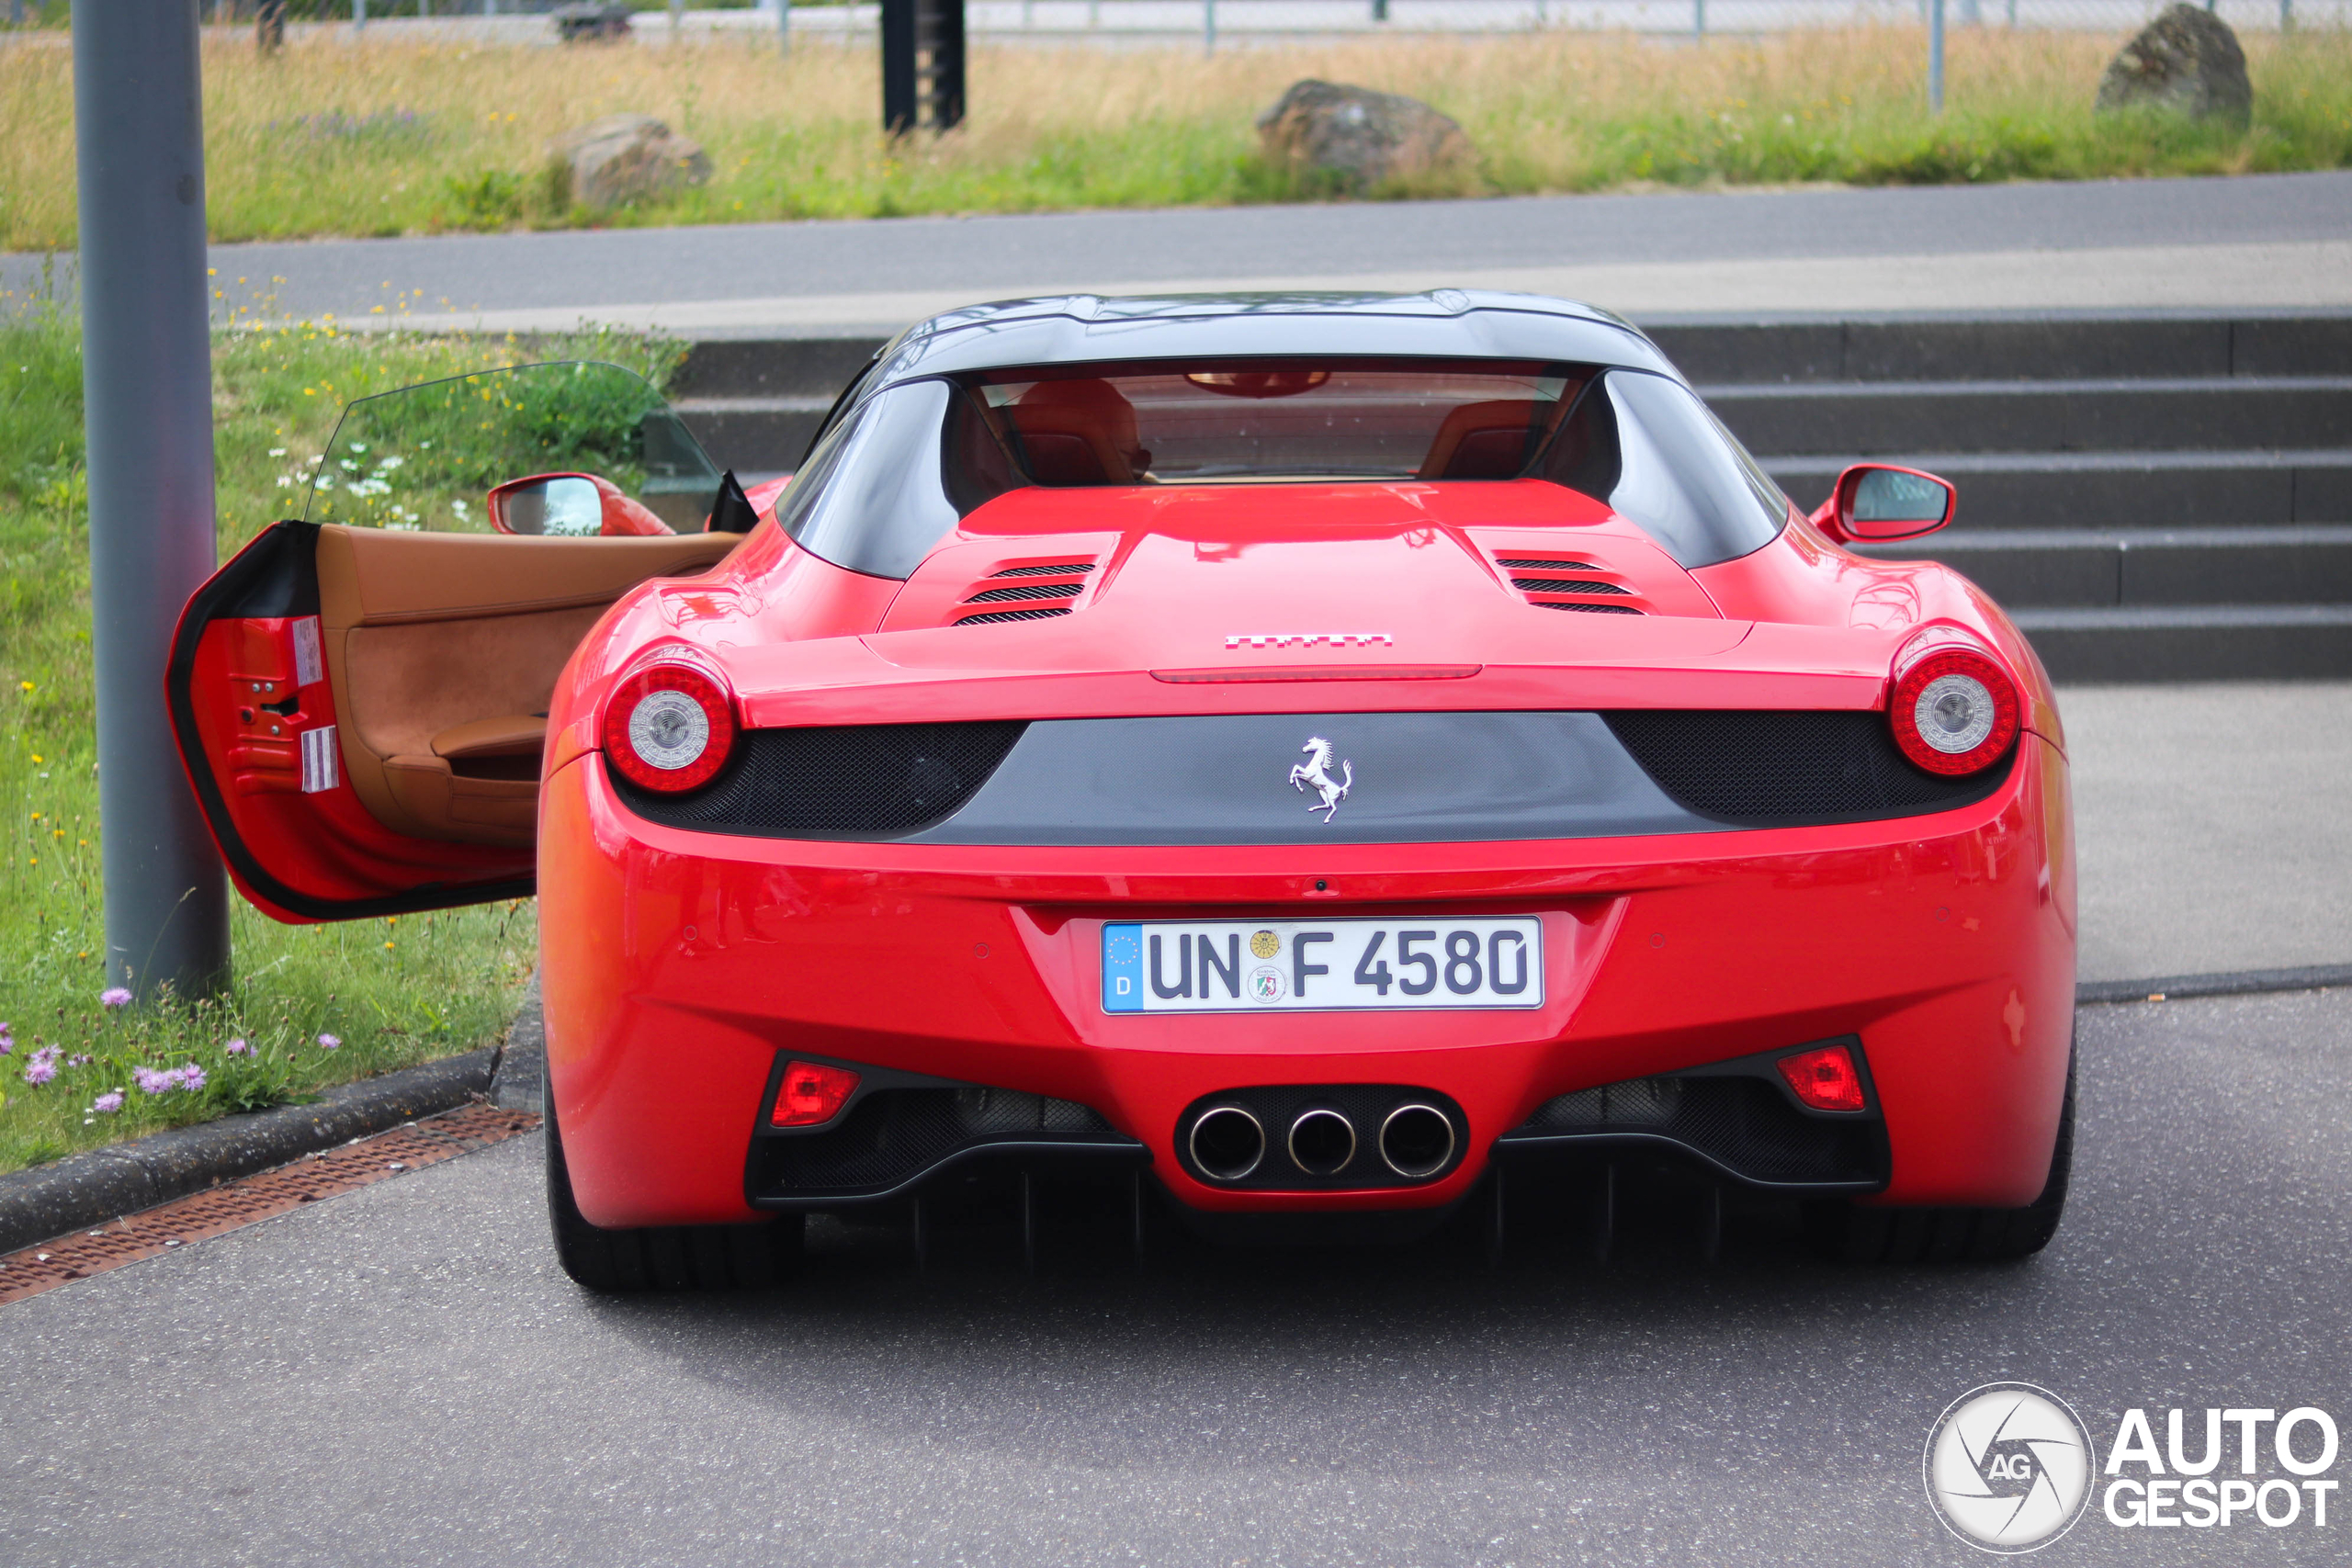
[{"xmin": 1289, "ymin": 737, "xmax": 1353, "ymax": 822}]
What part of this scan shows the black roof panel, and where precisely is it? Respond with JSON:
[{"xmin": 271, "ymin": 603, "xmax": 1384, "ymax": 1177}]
[{"xmin": 865, "ymin": 291, "xmax": 1680, "ymax": 389}]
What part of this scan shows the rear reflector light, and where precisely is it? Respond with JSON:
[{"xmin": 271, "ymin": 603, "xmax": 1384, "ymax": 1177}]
[
  {"xmin": 771, "ymin": 1061, "xmax": 860, "ymax": 1127},
  {"xmin": 602, "ymin": 658, "xmax": 736, "ymax": 793},
  {"xmin": 1889, "ymin": 642, "xmax": 2019, "ymax": 776},
  {"xmin": 1777, "ymin": 1044, "xmax": 1867, "ymax": 1113}
]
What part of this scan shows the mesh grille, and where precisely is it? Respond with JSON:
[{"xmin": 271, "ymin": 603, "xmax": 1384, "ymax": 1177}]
[
  {"xmin": 1516, "ymin": 1075, "xmax": 1879, "ymax": 1185},
  {"xmin": 966, "ymin": 581, "xmax": 1083, "ymax": 604},
  {"xmin": 1513, "ymin": 578, "xmax": 1633, "ymax": 595},
  {"xmin": 990, "ymin": 563, "xmax": 1095, "ymax": 578},
  {"xmin": 1496, "ymin": 558, "xmax": 1598, "ymax": 570},
  {"xmin": 1537, "ymin": 601, "xmax": 1644, "ymax": 615},
  {"xmin": 1604, "ymin": 709, "xmax": 2007, "ymax": 823},
  {"xmin": 610, "ymin": 720, "xmax": 1027, "ymax": 838},
  {"xmin": 752, "ymin": 1087, "xmax": 1114, "ymax": 1196},
  {"xmin": 955, "ymin": 606, "xmax": 1071, "ymax": 626}
]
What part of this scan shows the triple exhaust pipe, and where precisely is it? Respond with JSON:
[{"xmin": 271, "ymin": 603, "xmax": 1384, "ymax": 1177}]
[{"xmin": 1189, "ymin": 1101, "xmax": 1456, "ymax": 1183}]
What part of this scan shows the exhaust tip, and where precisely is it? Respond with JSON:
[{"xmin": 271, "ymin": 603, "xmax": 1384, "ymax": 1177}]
[
  {"xmin": 1287, "ymin": 1108, "xmax": 1357, "ymax": 1177},
  {"xmin": 1378, "ymin": 1103, "xmax": 1456, "ymax": 1179},
  {"xmin": 1190, "ymin": 1106, "xmax": 1266, "ymax": 1182}
]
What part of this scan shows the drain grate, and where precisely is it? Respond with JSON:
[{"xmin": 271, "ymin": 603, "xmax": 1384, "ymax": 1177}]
[{"xmin": 0, "ymin": 1100, "xmax": 538, "ymax": 1307}]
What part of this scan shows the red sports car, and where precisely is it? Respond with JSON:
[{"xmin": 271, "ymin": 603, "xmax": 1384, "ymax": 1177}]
[{"xmin": 170, "ymin": 294, "xmax": 2075, "ymax": 1290}]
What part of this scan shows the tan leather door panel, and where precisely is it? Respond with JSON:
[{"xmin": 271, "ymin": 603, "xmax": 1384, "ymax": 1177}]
[{"xmin": 315, "ymin": 526, "xmax": 739, "ymax": 846}]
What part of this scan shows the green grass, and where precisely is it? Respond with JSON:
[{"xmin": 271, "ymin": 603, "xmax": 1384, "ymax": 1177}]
[
  {"xmin": 0, "ymin": 296, "xmax": 682, "ymax": 1175},
  {"xmin": 2, "ymin": 28, "xmax": 2348, "ymax": 251}
]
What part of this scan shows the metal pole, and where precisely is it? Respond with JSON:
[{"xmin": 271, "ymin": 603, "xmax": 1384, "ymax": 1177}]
[
  {"xmin": 354, "ymin": 0, "xmax": 365, "ymax": 33},
  {"xmin": 70, "ymin": 0, "xmax": 231, "ymax": 1001},
  {"xmin": 1694, "ymin": 0, "xmax": 1704, "ymax": 36},
  {"xmin": 775, "ymin": 0, "xmax": 790, "ymax": 51},
  {"xmin": 1928, "ymin": 0, "xmax": 1945, "ymax": 115},
  {"xmin": 669, "ymin": 0, "xmax": 681, "ymax": 40},
  {"xmin": 1203, "ymin": 0, "xmax": 1213, "ymax": 55}
]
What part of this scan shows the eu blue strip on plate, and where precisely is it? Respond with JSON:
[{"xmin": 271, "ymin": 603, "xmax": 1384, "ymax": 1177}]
[{"xmin": 1102, "ymin": 922, "xmax": 1144, "ymax": 1012}]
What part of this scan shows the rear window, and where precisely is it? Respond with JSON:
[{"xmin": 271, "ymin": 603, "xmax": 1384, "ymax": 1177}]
[
  {"xmin": 775, "ymin": 357, "xmax": 1787, "ymax": 579},
  {"xmin": 972, "ymin": 359, "xmax": 1588, "ymax": 484}
]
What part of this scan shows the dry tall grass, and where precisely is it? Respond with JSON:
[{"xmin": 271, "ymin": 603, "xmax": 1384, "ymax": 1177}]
[{"xmin": 2, "ymin": 27, "xmax": 2347, "ymax": 248}]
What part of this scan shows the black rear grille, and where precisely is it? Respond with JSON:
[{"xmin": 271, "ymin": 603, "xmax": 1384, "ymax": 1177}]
[
  {"xmin": 1538, "ymin": 601, "xmax": 1643, "ymax": 615},
  {"xmin": 1513, "ymin": 578, "xmax": 1632, "ymax": 595},
  {"xmin": 1509, "ymin": 1075, "xmax": 1882, "ymax": 1187},
  {"xmin": 1496, "ymin": 557, "xmax": 1599, "ymax": 570},
  {"xmin": 965, "ymin": 581, "xmax": 1083, "ymax": 604},
  {"xmin": 750, "ymin": 1086, "xmax": 1124, "ymax": 1199},
  {"xmin": 955, "ymin": 606, "xmax": 1071, "ymax": 626},
  {"xmin": 1604, "ymin": 709, "xmax": 2010, "ymax": 825},
  {"xmin": 610, "ymin": 720, "xmax": 1027, "ymax": 838},
  {"xmin": 989, "ymin": 563, "xmax": 1095, "ymax": 579}
]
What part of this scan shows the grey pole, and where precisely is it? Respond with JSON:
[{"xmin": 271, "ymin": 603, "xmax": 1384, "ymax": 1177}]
[
  {"xmin": 71, "ymin": 0, "xmax": 231, "ymax": 1000},
  {"xmin": 1928, "ymin": 0, "xmax": 1945, "ymax": 115}
]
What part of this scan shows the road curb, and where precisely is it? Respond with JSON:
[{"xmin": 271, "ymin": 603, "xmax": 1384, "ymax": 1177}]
[
  {"xmin": 0, "ymin": 1043, "xmax": 501, "ymax": 1259},
  {"xmin": 2075, "ymin": 963, "xmax": 2352, "ymax": 1006}
]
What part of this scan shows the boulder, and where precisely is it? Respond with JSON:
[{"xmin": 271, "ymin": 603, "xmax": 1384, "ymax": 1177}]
[
  {"xmin": 1255, "ymin": 80, "xmax": 1475, "ymax": 194},
  {"xmin": 2095, "ymin": 4, "xmax": 2252, "ymax": 127},
  {"xmin": 546, "ymin": 114, "xmax": 710, "ymax": 210},
  {"xmin": 552, "ymin": 3, "xmax": 633, "ymax": 44}
]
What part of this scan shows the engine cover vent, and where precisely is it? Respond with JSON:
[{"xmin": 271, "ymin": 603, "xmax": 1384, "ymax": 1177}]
[{"xmin": 1491, "ymin": 551, "xmax": 1648, "ymax": 615}]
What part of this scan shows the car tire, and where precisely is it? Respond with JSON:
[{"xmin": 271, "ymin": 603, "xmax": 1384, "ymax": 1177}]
[
  {"xmin": 545, "ymin": 1092, "xmax": 802, "ymax": 1292},
  {"xmin": 1805, "ymin": 1038, "xmax": 2075, "ymax": 1266}
]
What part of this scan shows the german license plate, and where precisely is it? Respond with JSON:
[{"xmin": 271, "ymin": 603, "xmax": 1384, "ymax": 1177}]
[{"xmin": 1101, "ymin": 918, "xmax": 1543, "ymax": 1014}]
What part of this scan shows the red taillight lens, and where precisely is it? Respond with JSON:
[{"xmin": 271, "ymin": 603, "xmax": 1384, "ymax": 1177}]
[
  {"xmin": 770, "ymin": 1061, "xmax": 859, "ymax": 1127},
  {"xmin": 601, "ymin": 659, "xmax": 735, "ymax": 793},
  {"xmin": 1889, "ymin": 642, "xmax": 2019, "ymax": 776},
  {"xmin": 1777, "ymin": 1044, "xmax": 1867, "ymax": 1113}
]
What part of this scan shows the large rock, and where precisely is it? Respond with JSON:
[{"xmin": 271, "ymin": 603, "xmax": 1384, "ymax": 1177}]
[
  {"xmin": 1255, "ymin": 80, "xmax": 1475, "ymax": 194},
  {"xmin": 2095, "ymin": 4, "xmax": 2252, "ymax": 127},
  {"xmin": 546, "ymin": 114, "xmax": 710, "ymax": 210}
]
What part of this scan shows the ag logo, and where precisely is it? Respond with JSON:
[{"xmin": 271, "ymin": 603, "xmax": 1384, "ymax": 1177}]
[{"xmin": 1924, "ymin": 1382, "xmax": 2097, "ymax": 1553}]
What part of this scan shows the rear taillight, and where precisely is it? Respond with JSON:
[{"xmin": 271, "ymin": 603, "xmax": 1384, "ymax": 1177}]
[
  {"xmin": 771, "ymin": 1061, "xmax": 859, "ymax": 1127},
  {"xmin": 1889, "ymin": 637, "xmax": 2019, "ymax": 776},
  {"xmin": 1777, "ymin": 1044, "xmax": 1867, "ymax": 1113},
  {"xmin": 602, "ymin": 657, "xmax": 736, "ymax": 793}
]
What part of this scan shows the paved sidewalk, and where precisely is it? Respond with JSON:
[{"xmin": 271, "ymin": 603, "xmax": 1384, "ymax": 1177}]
[
  {"xmin": 12, "ymin": 172, "xmax": 2350, "ymax": 334},
  {"xmin": 2059, "ymin": 682, "xmax": 2352, "ymax": 984}
]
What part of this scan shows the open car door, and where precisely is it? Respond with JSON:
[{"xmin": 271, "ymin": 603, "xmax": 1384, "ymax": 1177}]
[{"xmin": 168, "ymin": 362, "xmax": 746, "ymax": 923}]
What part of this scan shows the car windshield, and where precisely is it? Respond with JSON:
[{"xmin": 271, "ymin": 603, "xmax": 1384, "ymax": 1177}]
[{"xmin": 971, "ymin": 359, "xmax": 1586, "ymax": 484}]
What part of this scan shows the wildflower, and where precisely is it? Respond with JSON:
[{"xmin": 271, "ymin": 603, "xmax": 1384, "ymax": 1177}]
[
  {"xmin": 100, "ymin": 987, "xmax": 132, "ymax": 1010},
  {"xmin": 319, "ymin": 1033, "xmax": 341, "ymax": 1050},
  {"xmin": 17, "ymin": 681, "xmax": 29, "ymax": 692},
  {"xmin": 267, "ymin": 447, "xmax": 287, "ymax": 457},
  {"xmin": 92, "ymin": 1091, "xmax": 123, "ymax": 1114},
  {"xmin": 134, "ymin": 1066, "xmax": 174, "ymax": 1094},
  {"xmin": 225, "ymin": 1038, "xmax": 250, "ymax": 1055},
  {"xmin": 67, "ymin": 1054, "xmax": 90, "ymax": 1066},
  {"xmin": 178, "ymin": 1064, "xmax": 208, "ymax": 1093},
  {"xmin": 25, "ymin": 1047, "xmax": 60, "ymax": 1087}
]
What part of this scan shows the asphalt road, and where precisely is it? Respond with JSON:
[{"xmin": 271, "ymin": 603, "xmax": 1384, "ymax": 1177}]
[
  {"xmin": 2057, "ymin": 682, "xmax": 2352, "ymax": 984},
  {"xmin": 10, "ymin": 170, "xmax": 2352, "ymax": 333},
  {"xmin": 6, "ymin": 984, "xmax": 2348, "ymax": 1566}
]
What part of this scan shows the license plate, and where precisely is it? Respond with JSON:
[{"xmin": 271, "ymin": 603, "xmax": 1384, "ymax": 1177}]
[{"xmin": 1101, "ymin": 918, "xmax": 1544, "ymax": 1013}]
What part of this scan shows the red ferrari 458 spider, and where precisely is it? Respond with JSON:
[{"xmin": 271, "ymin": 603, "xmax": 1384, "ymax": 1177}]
[{"xmin": 170, "ymin": 293, "xmax": 2075, "ymax": 1290}]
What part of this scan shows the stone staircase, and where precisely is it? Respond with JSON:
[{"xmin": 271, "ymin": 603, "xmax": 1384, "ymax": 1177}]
[{"xmin": 670, "ymin": 311, "xmax": 2352, "ymax": 682}]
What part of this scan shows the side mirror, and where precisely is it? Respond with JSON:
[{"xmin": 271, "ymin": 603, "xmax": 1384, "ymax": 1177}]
[
  {"xmin": 488, "ymin": 472, "xmax": 674, "ymax": 537},
  {"xmin": 1810, "ymin": 464, "xmax": 1955, "ymax": 543}
]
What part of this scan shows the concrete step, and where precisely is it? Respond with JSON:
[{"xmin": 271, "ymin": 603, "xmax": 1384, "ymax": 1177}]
[
  {"xmin": 1646, "ymin": 312, "xmax": 2352, "ymax": 386},
  {"xmin": 1849, "ymin": 525, "xmax": 2352, "ymax": 609},
  {"xmin": 2009, "ymin": 604, "xmax": 2352, "ymax": 682},
  {"xmin": 1706, "ymin": 378, "xmax": 2352, "ymax": 457},
  {"xmin": 1765, "ymin": 449, "xmax": 2352, "ymax": 528},
  {"xmin": 672, "ymin": 395, "xmax": 836, "ymax": 477}
]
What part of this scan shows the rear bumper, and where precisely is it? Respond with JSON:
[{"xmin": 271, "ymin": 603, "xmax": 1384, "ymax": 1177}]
[{"xmin": 537, "ymin": 736, "xmax": 2075, "ymax": 1229}]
